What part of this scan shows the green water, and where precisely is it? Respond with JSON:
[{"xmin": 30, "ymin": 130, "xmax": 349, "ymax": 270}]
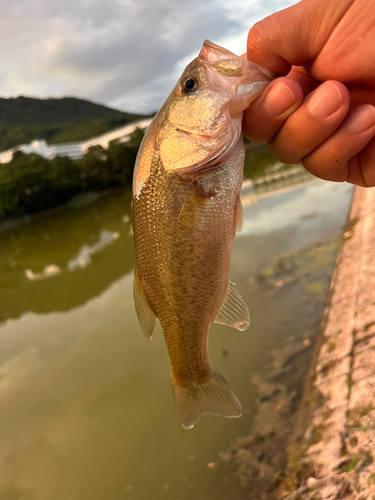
[{"xmin": 0, "ymin": 178, "xmax": 353, "ymax": 500}]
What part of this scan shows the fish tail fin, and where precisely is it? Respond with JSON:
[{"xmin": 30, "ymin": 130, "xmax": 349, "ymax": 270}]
[{"xmin": 170, "ymin": 367, "xmax": 242, "ymax": 429}]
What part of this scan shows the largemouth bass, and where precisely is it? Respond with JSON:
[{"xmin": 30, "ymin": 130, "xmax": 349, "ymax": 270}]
[{"xmin": 132, "ymin": 40, "xmax": 271, "ymax": 429}]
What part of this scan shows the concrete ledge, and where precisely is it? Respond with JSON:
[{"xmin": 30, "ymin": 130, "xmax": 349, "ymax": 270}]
[{"xmin": 288, "ymin": 187, "xmax": 375, "ymax": 499}]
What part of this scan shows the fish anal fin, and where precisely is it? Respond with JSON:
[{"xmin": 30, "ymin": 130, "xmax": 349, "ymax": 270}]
[
  {"xmin": 214, "ymin": 281, "xmax": 250, "ymax": 331},
  {"xmin": 171, "ymin": 367, "xmax": 242, "ymax": 429},
  {"xmin": 235, "ymin": 196, "xmax": 243, "ymax": 233},
  {"xmin": 133, "ymin": 269, "xmax": 157, "ymax": 341}
]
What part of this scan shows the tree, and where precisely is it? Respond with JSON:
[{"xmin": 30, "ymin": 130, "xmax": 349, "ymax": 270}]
[
  {"xmin": 107, "ymin": 141, "xmax": 138, "ymax": 186},
  {"xmin": 79, "ymin": 145, "xmax": 115, "ymax": 190},
  {"xmin": 128, "ymin": 127, "xmax": 145, "ymax": 148}
]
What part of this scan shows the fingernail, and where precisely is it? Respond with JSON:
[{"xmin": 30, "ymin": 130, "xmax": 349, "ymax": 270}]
[
  {"xmin": 307, "ymin": 82, "xmax": 343, "ymax": 118},
  {"xmin": 346, "ymin": 105, "xmax": 375, "ymax": 134},
  {"xmin": 265, "ymin": 82, "xmax": 296, "ymax": 116}
]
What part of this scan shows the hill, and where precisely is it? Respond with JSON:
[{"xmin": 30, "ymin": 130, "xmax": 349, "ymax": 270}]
[{"xmin": 0, "ymin": 96, "xmax": 149, "ymax": 151}]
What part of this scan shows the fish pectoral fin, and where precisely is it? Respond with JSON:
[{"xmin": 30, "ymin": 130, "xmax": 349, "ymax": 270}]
[
  {"xmin": 133, "ymin": 269, "xmax": 157, "ymax": 341},
  {"xmin": 235, "ymin": 196, "xmax": 243, "ymax": 233},
  {"xmin": 214, "ymin": 280, "xmax": 250, "ymax": 331},
  {"xmin": 171, "ymin": 367, "xmax": 242, "ymax": 429},
  {"xmin": 178, "ymin": 189, "xmax": 209, "ymax": 237}
]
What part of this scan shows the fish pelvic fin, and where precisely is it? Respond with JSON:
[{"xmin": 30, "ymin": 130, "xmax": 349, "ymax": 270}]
[
  {"xmin": 214, "ymin": 280, "xmax": 250, "ymax": 331},
  {"xmin": 170, "ymin": 367, "xmax": 242, "ymax": 429},
  {"xmin": 133, "ymin": 268, "xmax": 157, "ymax": 341}
]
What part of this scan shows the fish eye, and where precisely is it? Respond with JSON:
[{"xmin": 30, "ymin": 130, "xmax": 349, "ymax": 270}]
[{"xmin": 181, "ymin": 76, "xmax": 198, "ymax": 93}]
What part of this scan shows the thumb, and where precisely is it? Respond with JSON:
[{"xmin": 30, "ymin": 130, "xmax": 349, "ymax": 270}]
[{"xmin": 247, "ymin": 0, "xmax": 353, "ymax": 75}]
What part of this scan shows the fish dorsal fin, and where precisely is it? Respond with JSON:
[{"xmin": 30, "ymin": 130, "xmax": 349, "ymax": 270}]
[
  {"xmin": 133, "ymin": 269, "xmax": 157, "ymax": 341},
  {"xmin": 236, "ymin": 196, "xmax": 243, "ymax": 233},
  {"xmin": 214, "ymin": 281, "xmax": 250, "ymax": 331}
]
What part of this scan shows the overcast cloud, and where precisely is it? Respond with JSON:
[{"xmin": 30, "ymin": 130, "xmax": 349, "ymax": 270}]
[{"xmin": 0, "ymin": 0, "xmax": 298, "ymax": 113}]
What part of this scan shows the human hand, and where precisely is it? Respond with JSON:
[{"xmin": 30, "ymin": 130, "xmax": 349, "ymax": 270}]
[{"xmin": 243, "ymin": 0, "xmax": 375, "ymax": 186}]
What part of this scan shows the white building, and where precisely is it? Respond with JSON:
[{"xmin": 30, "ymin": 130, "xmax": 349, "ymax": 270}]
[
  {"xmin": 48, "ymin": 142, "xmax": 84, "ymax": 161},
  {"xmin": 0, "ymin": 139, "xmax": 50, "ymax": 164},
  {"xmin": 0, "ymin": 118, "xmax": 152, "ymax": 164}
]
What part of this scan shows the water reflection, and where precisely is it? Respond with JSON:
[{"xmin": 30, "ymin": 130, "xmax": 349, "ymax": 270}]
[
  {"xmin": 0, "ymin": 178, "xmax": 353, "ymax": 500},
  {"xmin": 0, "ymin": 190, "xmax": 134, "ymax": 323},
  {"xmin": 241, "ymin": 180, "xmax": 353, "ymax": 236},
  {"xmin": 67, "ymin": 229, "xmax": 120, "ymax": 271}
]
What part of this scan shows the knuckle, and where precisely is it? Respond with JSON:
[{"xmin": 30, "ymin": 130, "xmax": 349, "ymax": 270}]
[
  {"xmin": 244, "ymin": 114, "xmax": 279, "ymax": 144},
  {"xmin": 244, "ymin": 132, "xmax": 264, "ymax": 144},
  {"xmin": 354, "ymin": 153, "xmax": 375, "ymax": 188},
  {"xmin": 301, "ymin": 157, "xmax": 324, "ymax": 179},
  {"xmin": 244, "ymin": 129, "xmax": 270, "ymax": 144},
  {"xmin": 247, "ymin": 22, "xmax": 265, "ymax": 58},
  {"xmin": 302, "ymin": 156, "xmax": 345, "ymax": 183},
  {"xmin": 269, "ymin": 141, "xmax": 300, "ymax": 164}
]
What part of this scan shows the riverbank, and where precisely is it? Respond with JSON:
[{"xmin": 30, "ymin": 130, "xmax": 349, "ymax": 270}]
[{"xmin": 283, "ymin": 186, "xmax": 375, "ymax": 499}]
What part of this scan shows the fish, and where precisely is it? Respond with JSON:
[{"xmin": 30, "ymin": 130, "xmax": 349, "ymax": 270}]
[{"xmin": 132, "ymin": 40, "xmax": 271, "ymax": 429}]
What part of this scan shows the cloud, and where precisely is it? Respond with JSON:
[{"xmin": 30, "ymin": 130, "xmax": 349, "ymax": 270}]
[{"xmin": 0, "ymin": 0, "xmax": 297, "ymax": 113}]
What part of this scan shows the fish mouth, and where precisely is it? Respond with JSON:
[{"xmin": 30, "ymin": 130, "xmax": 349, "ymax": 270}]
[
  {"xmin": 200, "ymin": 39, "xmax": 276, "ymax": 77},
  {"xmin": 199, "ymin": 39, "xmax": 240, "ymax": 63},
  {"xmin": 198, "ymin": 39, "xmax": 272, "ymax": 113}
]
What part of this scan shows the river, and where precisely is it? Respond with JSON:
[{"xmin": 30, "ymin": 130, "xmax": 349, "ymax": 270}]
[{"xmin": 0, "ymin": 171, "xmax": 353, "ymax": 500}]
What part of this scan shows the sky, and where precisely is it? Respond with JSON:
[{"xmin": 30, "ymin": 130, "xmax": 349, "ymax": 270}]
[{"xmin": 0, "ymin": 0, "xmax": 299, "ymax": 114}]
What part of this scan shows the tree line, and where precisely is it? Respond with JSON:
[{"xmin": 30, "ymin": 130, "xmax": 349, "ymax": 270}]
[{"xmin": 0, "ymin": 128, "xmax": 144, "ymax": 219}]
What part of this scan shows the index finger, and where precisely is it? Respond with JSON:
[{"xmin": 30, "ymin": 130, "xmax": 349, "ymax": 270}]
[{"xmin": 243, "ymin": 76, "xmax": 303, "ymax": 143}]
